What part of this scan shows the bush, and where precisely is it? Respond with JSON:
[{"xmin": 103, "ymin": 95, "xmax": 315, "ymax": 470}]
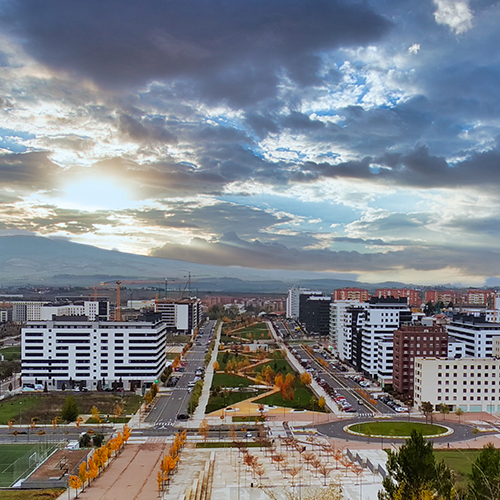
[
  {"xmin": 61, "ymin": 396, "xmax": 79, "ymax": 422},
  {"xmin": 93, "ymin": 432, "xmax": 105, "ymax": 448}
]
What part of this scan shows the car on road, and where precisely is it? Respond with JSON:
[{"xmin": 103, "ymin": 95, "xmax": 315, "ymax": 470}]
[{"xmin": 177, "ymin": 414, "xmax": 189, "ymax": 420}]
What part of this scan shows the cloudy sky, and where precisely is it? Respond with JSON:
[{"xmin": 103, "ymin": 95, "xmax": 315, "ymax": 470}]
[{"xmin": 0, "ymin": 0, "xmax": 500, "ymax": 285}]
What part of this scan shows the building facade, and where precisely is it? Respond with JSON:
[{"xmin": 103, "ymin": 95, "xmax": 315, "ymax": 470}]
[
  {"xmin": 446, "ymin": 314, "xmax": 500, "ymax": 358},
  {"xmin": 22, "ymin": 318, "xmax": 167, "ymax": 390},
  {"xmin": 392, "ymin": 324, "xmax": 448, "ymax": 398},
  {"xmin": 155, "ymin": 298, "xmax": 202, "ymax": 334},
  {"xmin": 299, "ymin": 295, "xmax": 332, "ymax": 336},
  {"xmin": 375, "ymin": 289, "xmax": 421, "ymax": 307},
  {"xmin": 333, "ymin": 288, "xmax": 370, "ymax": 302},
  {"xmin": 414, "ymin": 357, "xmax": 500, "ymax": 413}
]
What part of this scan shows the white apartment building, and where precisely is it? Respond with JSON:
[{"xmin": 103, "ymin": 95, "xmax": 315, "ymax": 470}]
[
  {"xmin": 39, "ymin": 301, "xmax": 109, "ymax": 321},
  {"xmin": 377, "ymin": 336, "xmax": 394, "ymax": 385},
  {"xmin": 22, "ymin": 318, "xmax": 167, "ymax": 390},
  {"xmin": 360, "ymin": 298, "xmax": 411, "ymax": 377},
  {"xmin": 155, "ymin": 298, "xmax": 202, "ymax": 334},
  {"xmin": 446, "ymin": 314, "xmax": 500, "ymax": 357},
  {"xmin": 13, "ymin": 302, "xmax": 44, "ymax": 322},
  {"xmin": 336, "ymin": 302, "xmax": 368, "ymax": 363},
  {"xmin": 414, "ymin": 357, "xmax": 500, "ymax": 413},
  {"xmin": 330, "ymin": 300, "xmax": 365, "ymax": 356}
]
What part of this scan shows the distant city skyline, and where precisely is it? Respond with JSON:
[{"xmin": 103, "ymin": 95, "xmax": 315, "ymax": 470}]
[{"xmin": 0, "ymin": 1, "xmax": 499, "ymax": 285}]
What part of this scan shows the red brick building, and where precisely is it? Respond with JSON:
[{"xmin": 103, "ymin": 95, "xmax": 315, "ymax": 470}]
[
  {"xmin": 466, "ymin": 289, "xmax": 496, "ymax": 306},
  {"xmin": 333, "ymin": 288, "xmax": 370, "ymax": 302},
  {"xmin": 392, "ymin": 324, "xmax": 448, "ymax": 399},
  {"xmin": 375, "ymin": 288, "xmax": 421, "ymax": 307},
  {"xmin": 424, "ymin": 290, "xmax": 460, "ymax": 305}
]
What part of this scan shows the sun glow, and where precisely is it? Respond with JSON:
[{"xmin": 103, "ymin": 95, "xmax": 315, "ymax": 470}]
[{"xmin": 56, "ymin": 176, "xmax": 134, "ymax": 211}]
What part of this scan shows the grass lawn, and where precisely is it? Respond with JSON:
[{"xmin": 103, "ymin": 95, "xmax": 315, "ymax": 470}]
[
  {"xmin": 0, "ymin": 490, "xmax": 64, "ymax": 499},
  {"xmin": 255, "ymin": 385, "xmax": 325, "ymax": 411},
  {"xmin": 349, "ymin": 421, "xmax": 448, "ymax": 437},
  {"xmin": 434, "ymin": 449, "xmax": 481, "ymax": 488},
  {"xmin": 0, "ymin": 393, "xmax": 142, "ymax": 425},
  {"xmin": 0, "ymin": 346, "xmax": 20, "ymax": 360},
  {"xmin": 231, "ymin": 324, "xmax": 270, "ymax": 341},
  {"xmin": 253, "ymin": 358, "xmax": 294, "ymax": 376},
  {"xmin": 212, "ymin": 373, "xmax": 253, "ymax": 388},
  {"xmin": 205, "ymin": 389, "xmax": 266, "ymax": 413}
]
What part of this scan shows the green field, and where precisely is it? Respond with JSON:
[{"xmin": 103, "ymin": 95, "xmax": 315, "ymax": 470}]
[
  {"xmin": 255, "ymin": 385, "xmax": 325, "ymax": 411},
  {"xmin": 434, "ymin": 449, "xmax": 481, "ymax": 488},
  {"xmin": 253, "ymin": 358, "xmax": 294, "ymax": 376},
  {"xmin": 232, "ymin": 324, "xmax": 270, "ymax": 341},
  {"xmin": 212, "ymin": 373, "xmax": 253, "ymax": 388},
  {"xmin": 216, "ymin": 352, "xmax": 255, "ymax": 371},
  {"xmin": 0, "ymin": 393, "xmax": 142, "ymax": 425},
  {"xmin": 205, "ymin": 388, "xmax": 266, "ymax": 414},
  {"xmin": 0, "ymin": 346, "xmax": 20, "ymax": 361},
  {"xmin": 348, "ymin": 421, "xmax": 448, "ymax": 437},
  {"xmin": 0, "ymin": 443, "xmax": 56, "ymax": 487}
]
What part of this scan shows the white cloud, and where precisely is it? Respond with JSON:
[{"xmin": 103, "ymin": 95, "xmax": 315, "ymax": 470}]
[
  {"xmin": 433, "ymin": 0, "xmax": 473, "ymax": 35},
  {"xmin": 408, "ymin": 43, "xmax": 421, "ymax": 54}
]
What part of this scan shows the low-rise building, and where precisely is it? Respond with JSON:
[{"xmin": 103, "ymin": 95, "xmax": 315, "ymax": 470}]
[{"xmin": 414, "ymin": 357, "xmax": 500, "ymax": 413}]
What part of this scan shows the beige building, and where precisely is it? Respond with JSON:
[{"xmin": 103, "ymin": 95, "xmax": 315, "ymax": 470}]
[
  {"xmin": 414, "ymin": 357, "xmax": 500, "ymax": 413},
  {"xmin": 493, "ymin": 336, "xmax": 500, "ymax": 358}
]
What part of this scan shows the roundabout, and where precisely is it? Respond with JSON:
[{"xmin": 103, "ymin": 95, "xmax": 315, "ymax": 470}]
[
  {"xmin": 316, "ymin": 417, "xmax": 493, "ymax": 444},
  {"xmin": 345, "ymin": 420, "xmax": 451, "ymax": 439}
]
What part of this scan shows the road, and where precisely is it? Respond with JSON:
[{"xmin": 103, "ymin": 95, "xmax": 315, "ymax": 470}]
[
  {"xmin": 145, "ymin": 320, "xmax": 216, "ymax": 428},
  {"xmin": 272, "ymin": 319, "xmax": 398, "ymax": 416}
]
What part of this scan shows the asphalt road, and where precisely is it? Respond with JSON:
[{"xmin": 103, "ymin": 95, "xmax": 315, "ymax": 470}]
[
  {"xmin": 316, "ymin": 417, "xmax": 492, "ymax": 444},
  {"xmin": 145, "ymin": 320, "xmax": 216, "ymax": 428}
]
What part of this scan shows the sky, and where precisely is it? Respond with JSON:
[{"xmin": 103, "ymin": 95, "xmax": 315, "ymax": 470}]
[{"xmin": 0, "ymin": 0, "xmax": 500, "ymax": 286}]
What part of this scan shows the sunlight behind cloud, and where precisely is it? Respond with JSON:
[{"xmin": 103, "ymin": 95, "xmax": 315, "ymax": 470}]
[{"xmin": 56, "ymin": 177, "xmax": 134, "ymax": 211}]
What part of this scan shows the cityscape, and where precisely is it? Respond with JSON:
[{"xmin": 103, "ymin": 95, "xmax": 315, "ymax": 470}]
[{"xmin": 1, "ymin": 0, "xmax": 500, "ymax": 499}]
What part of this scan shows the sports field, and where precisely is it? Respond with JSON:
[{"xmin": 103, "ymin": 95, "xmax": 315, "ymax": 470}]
[{"xmin": 0, "ymin": 443, "xmax": 56, "ymax": 487}]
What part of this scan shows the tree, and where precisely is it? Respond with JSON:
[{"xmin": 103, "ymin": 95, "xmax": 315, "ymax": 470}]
[
  {"xmin": 300, "ymin": 372, "xmax": 312, "ymax": 385},
  {"xmin": 213, "ymin": 360, "xmax": 219, "ymax": 371},
  {"xmin": 438, "ymin": 404, "xmax": 449, "ymax": 420},
  {"xmin": 420, "ymin": 401, "xmax": 434, "ymax": 425},
  {"xmin": 78, "ymin": 461, "xmax": 88, "ymax": 491},
  {"xmin": 69, "ymin": 476, "xmax": 82, "ymax": 498},
  {"xmin": 317, "ymin": 396, "xmax": 326, "ymax": 410},
  {"xmin": 61, "ymin": 396, "xmax": 79, "ymax": 422},
  {"xmin": 379, "ymin": 430, "xmax": 454, "ymax": 500},
  {"xmin": 455, "ymin": 407, "xmax": 464, "ymax": 423},
  {"xmin": 198, "ymin": 419, "xmax": 210, "ymax": 441},
  {"xmin": 468, "ymin": 443, "xmax": 500, "ymax": 500},
  {"xmin": 91, "ymin": 406, "xmax": 101, "ymax": 424}
]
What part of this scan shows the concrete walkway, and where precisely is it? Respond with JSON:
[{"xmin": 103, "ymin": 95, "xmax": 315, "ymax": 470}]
[{"xmin": 190, "ymin": 321, "xmax": 222, "ymax": 427}]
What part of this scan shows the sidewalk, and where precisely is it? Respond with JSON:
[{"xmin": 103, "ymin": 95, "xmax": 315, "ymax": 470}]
[{"xmin": 190, "ymin": 321, "xmax": 222, "ymax": 427}]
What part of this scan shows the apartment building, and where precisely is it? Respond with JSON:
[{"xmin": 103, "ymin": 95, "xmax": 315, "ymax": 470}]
[
  {"xmin": 333, "ymin": 288, "xmax": 370, "ymax": 302},
  {"xmin": 360, "ymin": 297, "xmax": 411, "ymax": 380},
  {"xmin": 375, "ymin": 289, "xmax": 421, "ymax": 307},
  {"xmin": 466, "ymin": 290, "xmax": 496, "ymax": 306},
  {"xmin": 414, "ymin": 357, "xmax": 500, "ymax": 413},
  {"xmin": 22, "ymin": 318, "xmax": 167, "ymax": 391},
  {"xmin": 299, "ymin": 294, "xmax": 331, "ymax": 336},
  {"xmin": 392, "ymin": 324, "xmax": 448, "ymax": 398},
  {"xmin": 286, "ymin": 288, "xmax": 323, "ymax": 320},
  {"xmin": 424, "ymin": 290, "xmax": 460, "ymax": 305},
  {"xmin": 330, "ymin": 300, "xmax": 364, "ymax": 357},
  {"xmin": 155, "ymin": 298, "xmax": 202, "ymax": 334},
  {"xmin": 13, "ymin": 301, "xmax": 109, "ymax": 322},
  {"xmin": 446, "ymin": 314, "xmax": 500, "ymax": 357}
]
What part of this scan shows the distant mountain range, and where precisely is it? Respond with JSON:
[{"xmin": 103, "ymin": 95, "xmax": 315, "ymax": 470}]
[{"xmin": 0, "ymin": 235, "xmax": 412, "ymax": 293}]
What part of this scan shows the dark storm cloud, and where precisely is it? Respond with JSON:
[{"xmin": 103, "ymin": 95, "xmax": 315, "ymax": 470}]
[
  {"xmin": 118, "ymin": 114, "xmax": 177, "ymax": 144},
  {"xmin": 3, "ymin": 0, "xmax": 390, "ymax": 104},
  {"xmin": 151, "ymin": 231, "xmax": 500, "ymax": 276},
  {"xmin": 0, "ymin": 151, "xmax": 59, "ymax": 192},
  {"xmin": 129, "ymin": 201, "xmax": 291, "ymax": 239}
]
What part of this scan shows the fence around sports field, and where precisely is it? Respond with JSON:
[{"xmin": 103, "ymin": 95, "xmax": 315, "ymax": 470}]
[{"xmin": 0, "ymin": 442, "xmax": 63, "ymax": 487}]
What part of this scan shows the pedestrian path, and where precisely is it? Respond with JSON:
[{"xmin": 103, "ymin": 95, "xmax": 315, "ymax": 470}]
[{"xmin": 191, "ymin": 321, "xmax": 222, "ymax": 426}]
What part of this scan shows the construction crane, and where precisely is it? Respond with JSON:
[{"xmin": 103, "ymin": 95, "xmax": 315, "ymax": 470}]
[{"xmin": 98, "ymin": 278, "xmax": 183, "ymax": 321}]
